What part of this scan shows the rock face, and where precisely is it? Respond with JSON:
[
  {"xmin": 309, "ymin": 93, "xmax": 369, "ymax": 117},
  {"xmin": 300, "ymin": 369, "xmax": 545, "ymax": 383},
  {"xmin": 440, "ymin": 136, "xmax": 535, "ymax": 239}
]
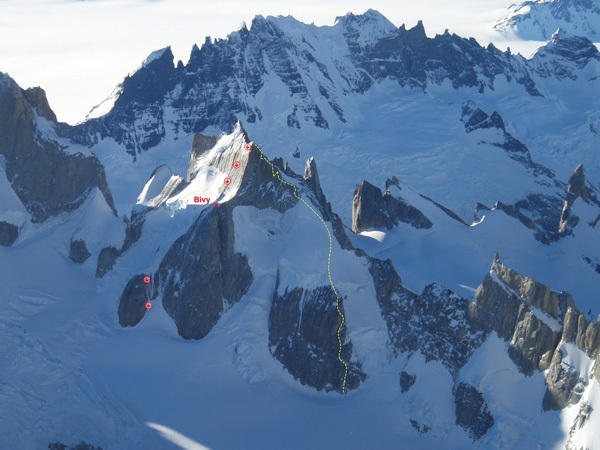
[
  {"xmin": 352, "ymin": 180, "xmax": 390, "ymax": 232},
  {"xmin": 156, "ymin": 204, "xmax": 253, "ymax": 339},
  {"xmin": 352, "ymin": 180, "xmax": 432, "ymax": 233},
  {"xmin": 454, "ymin": 382, "xmax": 495, "ymax": 440},
  {"xmin": 0, "ymin": 73, "xmax": 115, "ymax": 223},
  {"xmin": 468, "ymin": 253, "xmax": 565, "ymax": 374},
  {"xmin": 118, "ymin": 275, "xmax": 154, "ymax": 328},
  {"xmin": 268, "ymin": 276, "xmax": 365, "ymax": 393},
  {"xmin": 303, "ymin": 156, "xmax": 331, "ymax": 221},
  {"xmin": 0, "ymin": 221, "xmax": 19, "ymax": 246},
  {"xmin": 542, "ymin": 346, "xmax": 587, "ymax": 411}
]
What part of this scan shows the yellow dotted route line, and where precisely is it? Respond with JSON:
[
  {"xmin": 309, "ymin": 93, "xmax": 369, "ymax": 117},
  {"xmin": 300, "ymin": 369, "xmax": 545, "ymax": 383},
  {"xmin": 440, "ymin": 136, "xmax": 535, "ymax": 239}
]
[{"xmin": 252, "ymin": 142, "xmax": 349, "ymax": 394}]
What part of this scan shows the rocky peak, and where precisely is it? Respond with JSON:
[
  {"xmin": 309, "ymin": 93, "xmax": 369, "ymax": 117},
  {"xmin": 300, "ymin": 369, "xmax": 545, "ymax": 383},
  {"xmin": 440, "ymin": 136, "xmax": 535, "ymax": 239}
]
[
  {"xmin": 22, "ymin": 86, "xmax": 58, "ymax": 124},
  {"xmin": 566, "ymin": 163, "xmax": 589, "ymax": 204},
  {"xmin": 352, "ymin": 180, "xmax": 432, "ymax": 233},
  {"xmin": 531, "ymin": 29, "xmax": 600, "ymax": 79},
  {"xmin": 0, "ymin": 73, "xmax": 115, "ymax": 223},
  {"xmin": 303, "ymin": 157, "xmax": 331, "ymax": 221},
  {"xmin": 546, "ymin": 28, "xmax": 600, "ymax": 62},
  {"xmin": 114, "ymin": 46, "xmax": 177, "ymax": 108}
]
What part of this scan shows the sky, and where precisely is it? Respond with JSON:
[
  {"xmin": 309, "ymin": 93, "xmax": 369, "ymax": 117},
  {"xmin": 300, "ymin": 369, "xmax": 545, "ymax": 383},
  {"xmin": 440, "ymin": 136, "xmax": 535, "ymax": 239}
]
[{"xmin": 0, "ymin": 0, "xmax": 543, "ymax": 124}]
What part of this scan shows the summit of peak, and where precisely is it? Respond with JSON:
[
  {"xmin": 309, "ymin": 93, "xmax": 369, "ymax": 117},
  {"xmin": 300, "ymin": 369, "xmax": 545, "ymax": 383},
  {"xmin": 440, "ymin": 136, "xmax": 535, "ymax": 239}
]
[
  {"xmin": 334, "ymin": 9, "xmax": 398, "ymax": 45},
  {"xmin": 141, "ymin": 46, "xmax": 174, "ymax": 69}
]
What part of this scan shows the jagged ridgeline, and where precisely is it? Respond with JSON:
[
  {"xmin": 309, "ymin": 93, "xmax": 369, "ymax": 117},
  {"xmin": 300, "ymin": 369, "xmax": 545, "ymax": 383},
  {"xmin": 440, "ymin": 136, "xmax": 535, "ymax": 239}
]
[{"xmin": 59, "ymin": 10, "xmax": 599, "ymax": 157}]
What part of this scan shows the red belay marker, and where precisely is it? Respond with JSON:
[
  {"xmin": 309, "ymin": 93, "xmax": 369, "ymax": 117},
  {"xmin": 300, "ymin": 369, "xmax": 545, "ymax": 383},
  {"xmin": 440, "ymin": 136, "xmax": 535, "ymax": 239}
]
[
  {"xmin": 143, "ymin": 276, "xmax": 151, "ymax": 284},
  {"xmin": 145, "ymin": 302, "xmax": 152, "ymax": 310}
]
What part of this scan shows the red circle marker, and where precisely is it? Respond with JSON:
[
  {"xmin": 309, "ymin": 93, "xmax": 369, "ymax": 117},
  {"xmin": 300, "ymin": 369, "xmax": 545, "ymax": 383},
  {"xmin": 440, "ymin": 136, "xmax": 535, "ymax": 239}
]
[
  {"xmin": 244, "ymin": 143, "xmax": 252, "ymax": 151},
  {"xmin": 214, "ymin": 203, "xmax": 219, "ymax": 208},
  {"xmin": 224, "ymin": 177, "xmax": 231, "ymax": 186},
  {"xmin": 143, "ymin": 276, "xmax": 151, "ymax": 284},
  {"xmin": 145, "ymin": 302, "xmax": 152, "ymax": 310},
  {"xmin": 233, "ymin": 161, "xmax": 241, "ymax": 169}
]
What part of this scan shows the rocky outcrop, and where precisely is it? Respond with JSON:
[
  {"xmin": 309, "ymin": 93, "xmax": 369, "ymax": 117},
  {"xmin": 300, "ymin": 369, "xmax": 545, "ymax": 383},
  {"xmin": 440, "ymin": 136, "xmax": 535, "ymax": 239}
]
[
  {"xmin": 352, "ymin": 180, "xmax": 389, "ymax": 232},
  {"xmin": 268, "ymin": 275, "xmax": 365, "ymax": 393},
  {"xmin": 352, "ymin": 180, "xmax": 432, "ymax": 233},
  {"xmin": 399, "ymin": 371, "xmax": 416, "ymax": 393},
  {"xmin": 542, "ymin": 346, "xmax": 587, "ymax": 411},
  {"xmin": 419, "ymin": 194, "xmax": 468, "ymax": 225},
  {"xmin": 492, "ymin": 201, "xmax": 538, "ymax": 230},
  {"xmin": 489, "ymin": 253, "xmax": 575, "ymax": 319},
  {"xmin": 69, "ymin": 239, "xmax": 91, "ymax": 264},
  {"xmin": 0, "ymin": 221, "xmax": 19, "ymax": 246},
  {"xmin": 559, "ymin": 164, "xmax": 590, "ymax": 236},
  {"xmin": 96, "ymin": 246, "xmax": 120, "ymax": 278},
  {"xmin": 0, "ymin": 73, "xmax": 115, "ymax": 223},
  {"xmin": 370, "ymin": 249, "xmax": 599, "ymax": 438},
  {"xmin": 454, "ymin": 382, "xmax": 494, "ymax": 440},
  {"xmin": 118, "ymin": 275, "xmax": 154, "ymax": 328}
]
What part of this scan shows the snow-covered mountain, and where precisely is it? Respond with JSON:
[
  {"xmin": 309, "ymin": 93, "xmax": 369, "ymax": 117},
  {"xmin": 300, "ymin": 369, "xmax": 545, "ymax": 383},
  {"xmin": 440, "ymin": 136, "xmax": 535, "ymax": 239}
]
[
  {"xmin": 1, "ymin": 9, "xmax": 600, "ymax": 449},
  {"xmin": 495, "ymin": 0, "xmax": 600, "ymax": 40}
]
